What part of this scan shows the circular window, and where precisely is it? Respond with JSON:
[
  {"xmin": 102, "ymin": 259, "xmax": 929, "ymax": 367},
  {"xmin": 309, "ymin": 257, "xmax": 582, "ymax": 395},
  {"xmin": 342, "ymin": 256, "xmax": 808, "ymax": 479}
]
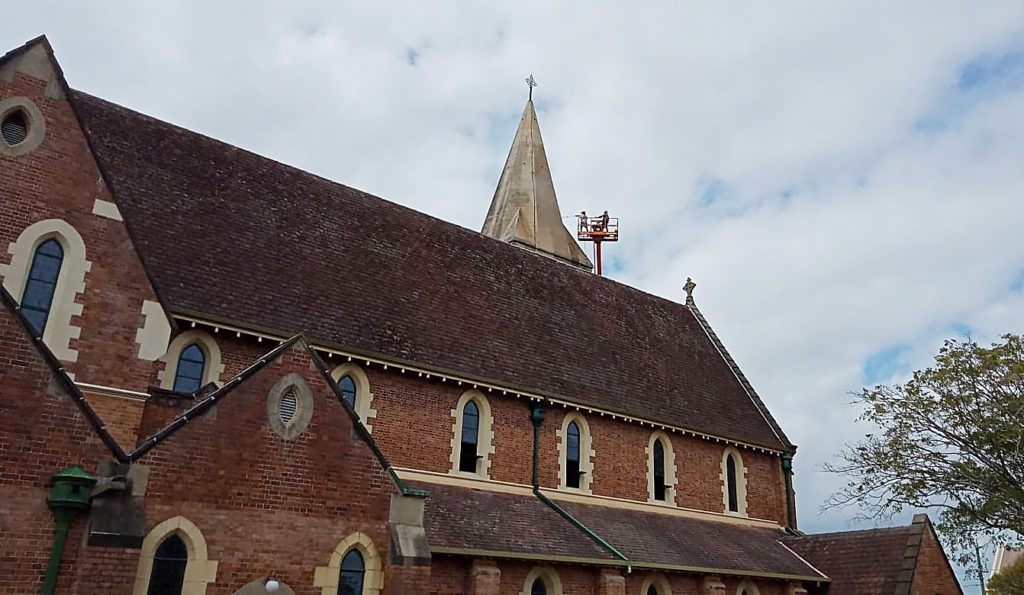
[{"xmin": 2, "ymin": 110, "xmax": 28, "ymax": 146}]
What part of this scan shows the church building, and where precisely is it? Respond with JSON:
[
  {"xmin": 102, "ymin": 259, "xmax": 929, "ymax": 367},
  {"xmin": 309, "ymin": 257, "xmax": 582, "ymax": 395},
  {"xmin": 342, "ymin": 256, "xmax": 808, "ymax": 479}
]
[{"xmin": 0, "ymin": 36, "xmax": 962, "ymax": 594}]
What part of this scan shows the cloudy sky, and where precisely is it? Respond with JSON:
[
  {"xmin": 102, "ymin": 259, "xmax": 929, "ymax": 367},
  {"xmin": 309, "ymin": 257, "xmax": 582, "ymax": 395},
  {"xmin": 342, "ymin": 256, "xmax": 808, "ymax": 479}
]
[{"xmin": 7, "ymin": 2, "xmax": 1024, "ymax": 590}]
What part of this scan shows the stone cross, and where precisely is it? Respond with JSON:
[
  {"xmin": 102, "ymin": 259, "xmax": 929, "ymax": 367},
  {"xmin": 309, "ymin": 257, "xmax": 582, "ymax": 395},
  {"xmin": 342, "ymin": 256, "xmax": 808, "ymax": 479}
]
[{"xmin": 683, "ymin": 277, "xmax": 696, "ymax": 306}]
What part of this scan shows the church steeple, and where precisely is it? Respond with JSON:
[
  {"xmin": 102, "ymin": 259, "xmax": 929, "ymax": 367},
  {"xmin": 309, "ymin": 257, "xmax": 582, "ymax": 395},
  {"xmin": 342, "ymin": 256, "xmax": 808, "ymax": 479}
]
[{"xmin": 481, "ymin": 89, "xmax": 593, "ymax": 271}]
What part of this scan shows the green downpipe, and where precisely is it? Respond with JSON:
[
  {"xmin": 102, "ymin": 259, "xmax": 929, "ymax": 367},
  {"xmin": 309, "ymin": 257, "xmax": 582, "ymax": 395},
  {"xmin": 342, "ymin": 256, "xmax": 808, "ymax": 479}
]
[
  {"xmin": 42, "ymin": 466, "xmax": 96, "ymax": 595},
  {"xmin": 529, "ymin": 402, "xmax": 630, "ymax": 569},
  {"xmin": 781, "ymin": 453, "xmax": 796, "ymax": 532}
]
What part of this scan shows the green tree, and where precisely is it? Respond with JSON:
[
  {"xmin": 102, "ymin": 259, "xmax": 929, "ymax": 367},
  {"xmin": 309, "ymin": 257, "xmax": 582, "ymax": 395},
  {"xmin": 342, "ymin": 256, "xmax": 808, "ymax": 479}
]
[
  {"xmin": 827, "ymin": 334, "xmax": 1024, "ymax": 560},
  {"xmin": 990, "ymin": 558, "xmax": 1024, "ymax": 595}
]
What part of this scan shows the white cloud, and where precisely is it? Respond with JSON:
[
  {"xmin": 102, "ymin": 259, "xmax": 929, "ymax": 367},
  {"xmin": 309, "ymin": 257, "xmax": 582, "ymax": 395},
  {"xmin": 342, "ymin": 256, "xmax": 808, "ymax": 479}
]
[{"xmin": 6, "ymin": 2, "xmax": 1024, "ymax": 590}]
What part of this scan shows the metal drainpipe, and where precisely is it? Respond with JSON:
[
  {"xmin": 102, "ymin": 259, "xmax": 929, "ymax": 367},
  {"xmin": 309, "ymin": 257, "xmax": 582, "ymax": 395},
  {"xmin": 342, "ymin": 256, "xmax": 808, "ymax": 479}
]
[
  {"xmin": 781, "ymin": 453, "xmax": 796, "ymax": 532},
  {"xmin": 529, "ymin": 401, "xmax": 630, "ymax": 570},
  {"xmin": 42, "ymin": 466, "xmax": 97, "ymax": 594}
]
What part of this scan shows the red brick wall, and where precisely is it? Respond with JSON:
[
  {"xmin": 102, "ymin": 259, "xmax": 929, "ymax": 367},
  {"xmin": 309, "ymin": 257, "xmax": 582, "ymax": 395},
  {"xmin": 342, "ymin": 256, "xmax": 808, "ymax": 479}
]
[
  {"xmin": 911, "ymin": 525, "xmax": 962, "ymax": 595},
  {"xmin": 0, "ymin": 305, "xmax": 119, "ymax": 594},
  {"xmin": 83, "ymin": 392, "xmax": 145, "ymax": 451},
  {"xmin": 0, "ymin": 51, "xmax": 163, "ymax": 397}
]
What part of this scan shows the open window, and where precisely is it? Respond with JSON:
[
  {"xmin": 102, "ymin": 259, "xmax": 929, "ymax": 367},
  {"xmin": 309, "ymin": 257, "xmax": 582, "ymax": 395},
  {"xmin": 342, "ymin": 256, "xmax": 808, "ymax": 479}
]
[
  {"xmin": 449, "ymin": 390, "xmax": 494, "ymax": 478},
  {"xmin": 647, "ymin": 431, "xmax": 677, "ymax": 504}
]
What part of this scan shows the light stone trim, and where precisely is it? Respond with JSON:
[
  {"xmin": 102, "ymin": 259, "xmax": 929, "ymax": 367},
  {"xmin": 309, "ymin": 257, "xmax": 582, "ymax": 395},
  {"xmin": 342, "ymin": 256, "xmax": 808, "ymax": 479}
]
[
  {"xmin": 135, "ymin": 299, "xmax": 172, "ymax": 361},
  {"xmin": 0, "ymin": 96, "xmax": 46, "ymax": 156},
  {"xmin": 313, "ymin": 532, "xmax": 383, "ymax": 595},
  {"xmin": 0, "ymin": 219, "xmax": 91, "ymax": 362},
  {"xmin": 556, "ymin": 412, "xmax": 595, "ymax": 493},
  {"xmin": 392, "ymin": 467, "xmax": 781, "ymax": 529},
  {"xmin": 267, "ymin": 373, "xmax": 314, "ymax": 441},
  {"xmin": 641, "ymin": 575, "xmax": 673, "ymax": 595},
  {"xmin": 157, "ymin": 330, "xmax": 225, "ymax": 391},
  {"xmin": 133, "ymin": 516, "xmax": 218, "ymax": 595},
  {"xmin": 720, "ymin": 447, "xmax": 749, "ymax": 517},
  {"xmin": 736, "ymin": 579, "xmax": 761, "ymax": 595},
  {"xmin": 646, "ymin": 431, "xmax": 677, "ymax": 506},
  {"xmin": 449, "ymin": 389, "xmax": 495, "ymax": 479},
  {"xmin": 520, "ymin": 566, "xmax": 563, "ymax": 595},
  {"xmin": 331, "ymin": 362, "xmax": 377, "ymax": 433},
  {"xmin": 91, "ymin": 198, "xmax": 124, "ymax": 221}
]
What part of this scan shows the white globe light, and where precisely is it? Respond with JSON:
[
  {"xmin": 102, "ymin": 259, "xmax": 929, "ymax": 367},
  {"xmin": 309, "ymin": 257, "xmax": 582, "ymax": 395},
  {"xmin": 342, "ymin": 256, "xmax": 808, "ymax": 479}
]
[{"xmin": 265, "ymin": 578, "xmax": 280, "ymax": 593}]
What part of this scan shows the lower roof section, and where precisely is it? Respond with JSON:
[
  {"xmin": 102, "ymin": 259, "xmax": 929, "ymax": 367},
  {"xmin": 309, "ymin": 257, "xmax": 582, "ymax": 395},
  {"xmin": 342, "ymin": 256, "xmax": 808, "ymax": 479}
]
[
  {"xmin": 414, "ymin": 480, "xmax": 827, "ymax": 583},
  {"xmin": 414, "ymin": 482, "xmax": 617, "ymax": 564}
]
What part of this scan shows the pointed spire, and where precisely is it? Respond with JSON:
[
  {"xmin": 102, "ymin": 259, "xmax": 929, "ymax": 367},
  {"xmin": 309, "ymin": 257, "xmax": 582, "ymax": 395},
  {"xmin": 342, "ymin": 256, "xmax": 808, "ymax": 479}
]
[{"xmin": 481, "ymin": 92, "xmax": 593, "ymax": 270}]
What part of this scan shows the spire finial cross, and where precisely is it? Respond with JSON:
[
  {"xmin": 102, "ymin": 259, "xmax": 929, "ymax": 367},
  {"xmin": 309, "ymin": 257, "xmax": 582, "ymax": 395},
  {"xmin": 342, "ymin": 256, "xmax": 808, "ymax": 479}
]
[{"xmin": 526, "ymin": 74, "xmax": 537, "ymax": 101}]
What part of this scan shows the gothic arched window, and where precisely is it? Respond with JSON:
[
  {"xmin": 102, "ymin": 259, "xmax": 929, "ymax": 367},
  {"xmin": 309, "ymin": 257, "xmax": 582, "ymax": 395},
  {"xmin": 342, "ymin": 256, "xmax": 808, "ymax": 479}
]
[
  {"xmin": 337, "ymin": 548, "xmax": 365, "ymax": 595},
  {"xmin": 726, "ymin": 453, "xmax": 739, "ymax": 512},
  {"xmin": 338, "ymin": 374, "xmax": 357, "ymax": 408},
  {"xmin": 459, "ymin": 400, "xmax": 480, "ymax": 473},
  {"xmin": 147, "ymin": 534, "xmax": 187, "ymax": 595},
  {"xmin": 653, "ymin": 438, "xmax": 667, "ymax": 501},
  {"xmin": 531, "ymin": 577, "xmax": 548, "ymax": 595},
  {"xmin": 566, "ymin": 421, "xmax": 581, "ymax": 489},
  {"xmin": 173, "ymin": 343, "xmax": 205, "ymax": 394},
  {"xmin": 20, "ymin": 238, "xmax": 63, "ymax": 334}
]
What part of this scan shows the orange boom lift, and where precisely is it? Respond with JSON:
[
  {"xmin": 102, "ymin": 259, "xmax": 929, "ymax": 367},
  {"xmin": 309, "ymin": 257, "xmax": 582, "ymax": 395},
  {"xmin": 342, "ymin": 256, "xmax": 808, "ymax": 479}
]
[{"xmin": 576, "ymin": 212, "xmax": 619, "ymax": 276}]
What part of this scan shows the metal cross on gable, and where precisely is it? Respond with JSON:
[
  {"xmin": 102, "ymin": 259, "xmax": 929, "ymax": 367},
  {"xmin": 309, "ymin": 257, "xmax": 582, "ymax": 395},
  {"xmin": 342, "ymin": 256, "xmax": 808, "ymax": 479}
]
[{"xmin": 526, "ymin": 74, "xmax": 537, "ymax": 100}]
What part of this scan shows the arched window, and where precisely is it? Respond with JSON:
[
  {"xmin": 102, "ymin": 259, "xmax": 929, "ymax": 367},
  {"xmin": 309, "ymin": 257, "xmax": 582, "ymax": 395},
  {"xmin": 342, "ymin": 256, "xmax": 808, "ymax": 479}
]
[
  {"xmin": 173, "ymin": 343, "xmax": 205, "ymax": 394},
  {"xmin": 648, "ymin": 586, "xmax": 659, "ymax": 595},
  {"xmin": 459, "ymin": 400, "xmax": 480, "ymax": 473},
  {"xmin": 521, "ymin": 567, "xmax": 561, "ymax": 595},
  {"xmin": 642, "ymin": 575, "xmax": 672, "ymax": 595},
  {"xmin": 20, "ymin": 238, "xmax": 63, "ymax": 334},
  {"xmin": 566, "ymin": 421, "xmax": 581, "ymax": 489},
  {"xmin": 337, "ymin": 549, "xmax": 365, "ymax": 595},
  {"xmin": 147, "ymin": 534, "xmax": 187, "ymax": 595},
  {"xmin": 720, "ymin": 447, "xmax": 748, "ymax": 515},
  {"xmin": 653, "ymin": 438, "xmax": 667, "ymax": 501},
  {"xmin": 339, "ymin": 374, "xmax": 357, "ymax": 409},
  {"xmin": 726, "ymin": 454, "xmax": 739, "ymax": 512}
]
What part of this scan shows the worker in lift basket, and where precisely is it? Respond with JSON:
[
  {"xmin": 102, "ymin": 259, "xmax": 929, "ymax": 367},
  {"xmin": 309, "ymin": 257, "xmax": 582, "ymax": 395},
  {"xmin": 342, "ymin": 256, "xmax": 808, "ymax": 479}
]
[
  {"xmin": 578, "ymin": 211, "xmax": 588, "ymax": 232},
  {"xmin": 599, "ymin": 210, "xmax": 609, "ymax": 231}
]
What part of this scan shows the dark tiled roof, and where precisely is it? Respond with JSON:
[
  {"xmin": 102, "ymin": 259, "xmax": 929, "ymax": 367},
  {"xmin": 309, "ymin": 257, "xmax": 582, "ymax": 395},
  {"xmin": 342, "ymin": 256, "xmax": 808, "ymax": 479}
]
[
  {"xmin": 556, "ymin": 500, "xmax": 825, "ymax": 579},
  {"xmin": 784, "ymin": 528, "xmax": 910, "ymax": 595},
  {"xmin": 70, "ymin": 90, "xmax": 790, "ymax": 450},
  {"xmin": 415, "ymin": 483, "xmax": 617, "ymax": 562}
]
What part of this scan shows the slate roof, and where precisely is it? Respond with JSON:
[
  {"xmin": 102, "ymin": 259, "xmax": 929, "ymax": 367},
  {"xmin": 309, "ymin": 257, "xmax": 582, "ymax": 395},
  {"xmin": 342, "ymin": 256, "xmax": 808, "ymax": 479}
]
[
  {"xmin": 783, "ymin": 527, "xmax": 913, "ymax": 595},
  {"xmin": 416, "ymin": 483, "xmax": 617, "ymax": 562},
  {"xmin": 68, "ymin": 89, "xmax": 791, "ymax": 450},
  {"xmin": 417, "ymin": 482, "xmax": 825, "ymax": 580},
  {"xmin": 556, "ymin": 500, "xmax": 826, "ymax": 579}
]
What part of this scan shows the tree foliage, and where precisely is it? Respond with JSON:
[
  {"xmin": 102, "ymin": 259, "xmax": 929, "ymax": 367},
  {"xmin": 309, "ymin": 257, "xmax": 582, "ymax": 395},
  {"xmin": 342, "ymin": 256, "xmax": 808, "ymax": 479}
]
[
  {"xmin": 827, "ymin": 334, "xmax": 1024, "ymax": 560},
  {"xmin": 989, "ymin": 558, "xmax": 1024, "ymax": 595}
]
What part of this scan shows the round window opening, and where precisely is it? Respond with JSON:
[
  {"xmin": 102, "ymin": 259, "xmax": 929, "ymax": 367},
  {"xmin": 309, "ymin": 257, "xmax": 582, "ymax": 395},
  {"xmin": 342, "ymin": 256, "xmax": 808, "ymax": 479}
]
[{"xmin": 2, "ymin": 110, "xmax": 28, "ymax": 146}]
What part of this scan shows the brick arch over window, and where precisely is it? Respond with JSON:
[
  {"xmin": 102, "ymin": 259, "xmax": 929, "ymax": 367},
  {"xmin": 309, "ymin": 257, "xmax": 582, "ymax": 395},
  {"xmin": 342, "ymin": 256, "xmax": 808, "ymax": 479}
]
[
  {"xmin": 133, "ymin": 516, "xmax": 218, "ymax": 595},
  {"xmin": 331, "ymin": 362, "xmax": 377, "ymax": 433},
  {"xmin": 157, "ymin": 330, "xmax": 225, "ymax": 391},
  {"xmin": 0, "ymin": 219, "xmax": 91, "ymax": 362},
  {"xmin": 313, "ymin": 532, "xmax": 383, "ymax": 595},
  {"xmin": 449, "ymin": 389, "xmax": 495, "ymax": 478},
  {"xmin": 557, "ymin": 412, "xmax": 595, "ymax": 492},
  {"xmin": 646, "ymin": 430, "xmax": 677, "ymax": 505},
  {"xmin": 721, "ymin": 446, "xmax": 749, "ymax": 516}
]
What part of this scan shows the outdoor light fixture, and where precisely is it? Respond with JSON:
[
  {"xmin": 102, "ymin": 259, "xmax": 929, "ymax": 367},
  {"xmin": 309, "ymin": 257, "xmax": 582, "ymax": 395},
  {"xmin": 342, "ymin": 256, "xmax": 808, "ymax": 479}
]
[{"xmin": 264, "ymin": 576, "xmax": 280, "ymax": 593}]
